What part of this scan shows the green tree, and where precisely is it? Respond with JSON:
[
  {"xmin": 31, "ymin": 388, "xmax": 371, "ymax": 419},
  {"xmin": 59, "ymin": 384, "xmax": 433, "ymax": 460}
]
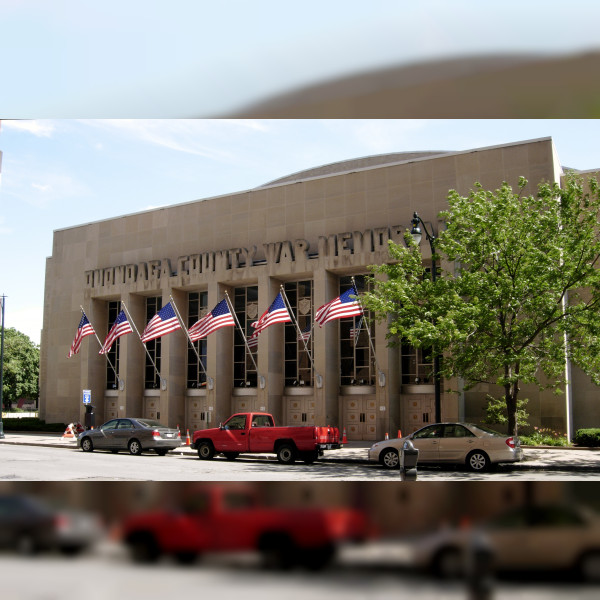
[
  {"xmin": 1, "ymin": 328, "xmax": 40, "ymax": 410},
  {"xmin": 363, "ymin": 174, "xmax": 600, "ymax": 437}
]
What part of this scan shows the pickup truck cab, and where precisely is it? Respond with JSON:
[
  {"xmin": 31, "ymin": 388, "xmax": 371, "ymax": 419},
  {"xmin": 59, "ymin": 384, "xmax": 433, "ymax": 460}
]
[
  {"xmin": 193, "ymin": 412, "xmax": 341, "ymax": 464},
  {"xmin": 121, "ymin": 484, "xmax": 370, "ymax": 569}
]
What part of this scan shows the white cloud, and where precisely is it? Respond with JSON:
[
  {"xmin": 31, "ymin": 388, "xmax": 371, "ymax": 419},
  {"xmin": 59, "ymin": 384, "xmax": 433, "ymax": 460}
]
[
  {"xmin": 82, "ymin": 119, "xmax": 270, "ymax": 159},
  {"xmin": 2, "ymin": 119, "xmax": 55, "ymax": 137}
]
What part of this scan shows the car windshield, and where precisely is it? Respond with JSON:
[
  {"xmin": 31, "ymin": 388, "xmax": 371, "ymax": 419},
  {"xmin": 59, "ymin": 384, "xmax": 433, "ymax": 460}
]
[
  {"xmin": 468, "ymin": 423, "xmax": 504, "ymax": 436},
  {"xmin": 136, "ymin": 419, "xmax": 167, "ymax": 428}
]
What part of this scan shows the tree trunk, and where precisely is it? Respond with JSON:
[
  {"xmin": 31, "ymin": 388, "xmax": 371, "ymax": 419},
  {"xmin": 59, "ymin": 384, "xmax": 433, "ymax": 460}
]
[{"xmin": 505, "ymin": 382, "xmax": 519, "ymax": 437}]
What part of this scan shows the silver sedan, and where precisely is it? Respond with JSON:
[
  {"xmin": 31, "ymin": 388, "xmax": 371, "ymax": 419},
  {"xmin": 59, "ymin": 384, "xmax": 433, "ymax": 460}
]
[
  {"xmin": 77, "ymin": 417, "xmax": 182, "ymax": 456},
  {"xmin": 368, "ymin": 422, "xmax": 523, "ymax": 472}
]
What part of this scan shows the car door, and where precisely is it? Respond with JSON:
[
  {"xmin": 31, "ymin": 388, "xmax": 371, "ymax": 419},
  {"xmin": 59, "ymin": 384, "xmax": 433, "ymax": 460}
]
[
  {"xmin": 216, "ymin": 415, "xmax": 249, "ymax": 451},
  {"xmin": 410, "ymin": 424, "xmax": 443, "ymax": 462},
  {"xmin": 94, "ymin": 419, "xmax": 120, "ymax": 449},
  {"xmin": 438, "ymin": 424, "xmax": 477, "ymax": 462},
  {"xmin": 114, "ymin": 419, "xmax": 136, "ymax": 449}
]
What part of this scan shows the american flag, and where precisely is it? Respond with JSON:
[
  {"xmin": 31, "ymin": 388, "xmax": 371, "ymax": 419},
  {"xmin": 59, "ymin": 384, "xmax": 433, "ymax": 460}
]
[
  {"xmin": 247, "ymin": 331, "xmax": 259, "ymax": 349},
  {"xmin": 315, "ymin": 287, "xmax": 363, "ymax": 326},
  {"xmin": 188, "ymin": 299, "xmax": 235, "ymax": 341},
  {"xmin": 350, "ymin": 316, "xmax": 363, "ymax": 342},
  {"xmin": 68, "ymin": 312, "xmax": 96, "ymax": 358},
  {"xmin": 99, "ymin": 310, "xmax": 132, "ymax": 355},
  {"xmin": 297, "ymin": 323, "xmax": 311, "ymax": 342},
  {"xmin": 140, "ymin": 301, "xmax": 181, "ymax": 343},
  {"xmin": 251, "ymin": 292, "xmax": 291, "ymax": 334}
]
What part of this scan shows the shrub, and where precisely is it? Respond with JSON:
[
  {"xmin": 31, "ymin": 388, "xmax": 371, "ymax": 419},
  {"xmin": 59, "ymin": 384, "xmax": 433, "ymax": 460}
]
[
  {"xmin": 574, "ymin": 428, "xmax": 600, "ymax": 447},
  {"xmin": 1, "ymin": 418, "xmax": 66, "ymax": 432},
  {"xmin": 519, "ymin": 426, "xmax": 571, "ymax": 447}
]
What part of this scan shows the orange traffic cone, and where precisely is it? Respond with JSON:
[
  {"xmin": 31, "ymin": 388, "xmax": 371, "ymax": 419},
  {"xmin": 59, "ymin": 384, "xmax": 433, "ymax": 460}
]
[
  {"xmin": 61, "ymin": 423, "xmax": 76, "ymax": 440},
  {"xmin": 397, "ymin": 429, "xmax": 402, "ymax": 439},
  {"xmin": 342, "ymin": 428, "xmax": 348, "ymax": 444},
  {"xmin": 185, "ymin": 429, "xmax": 191, "ymax": 446},
  {"xmin": 385, "ymin": 432, "xmax": 389, "ymax": 440}
]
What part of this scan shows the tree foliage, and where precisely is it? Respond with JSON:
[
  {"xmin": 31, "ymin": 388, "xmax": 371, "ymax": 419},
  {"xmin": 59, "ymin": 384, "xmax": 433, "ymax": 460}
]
[
  {"xmin": 1, "ymin": 328, "xmax": 40, "ymax": 410},
  {"xmin": 363, "ymin": 174, "xmax": 600, "ymax": 436}
]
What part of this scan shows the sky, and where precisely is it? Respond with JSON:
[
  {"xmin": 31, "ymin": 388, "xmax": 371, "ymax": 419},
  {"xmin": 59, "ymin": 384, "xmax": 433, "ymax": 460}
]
[
  {"xmin": 2, "ymin": 1, "xmax": 600, "ymax": 117},
  {"xmin": 2, "ymin": 118, "xmax": 600, "ymax": 345}
]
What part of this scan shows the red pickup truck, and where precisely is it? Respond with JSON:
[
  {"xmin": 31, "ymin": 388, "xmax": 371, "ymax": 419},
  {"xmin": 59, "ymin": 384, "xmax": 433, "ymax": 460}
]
[
  {"xmin": 121, "ymin": 485, "xmax": 371, "ymax": 569},
  {"xmin": 192, "ymin": 412, "xmax": 341, "ymax": 464}
]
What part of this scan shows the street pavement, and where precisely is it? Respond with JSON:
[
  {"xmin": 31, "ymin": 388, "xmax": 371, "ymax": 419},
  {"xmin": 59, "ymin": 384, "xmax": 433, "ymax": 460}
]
[{"xmin": 1, "ymin": 431, "xmax": 599, "ymax": 472}]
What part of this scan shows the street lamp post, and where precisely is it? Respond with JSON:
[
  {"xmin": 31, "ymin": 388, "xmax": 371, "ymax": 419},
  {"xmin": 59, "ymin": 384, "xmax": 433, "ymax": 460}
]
[{"xmin": 410, "ymin": 212, "xmax": 442, "ymax": 423}]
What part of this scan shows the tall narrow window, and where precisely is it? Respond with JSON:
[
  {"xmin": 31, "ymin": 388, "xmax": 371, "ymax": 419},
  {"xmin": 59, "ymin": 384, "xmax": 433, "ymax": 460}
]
[
  {"xmin": 233, "ymin": 286, "xmax": 258, "ymax": 387},
  {"xmin": 401, "ymin": 344, "xmax": 433, "ymax": 385},
  {"xmin": 187, "ymin": 291, "xmax": 208, "ymax": 388},
  {"xmin": 340, "ymin": 275, "xmax": 376, "ymax": 386},
  {"xmin": 106, "ymin": 301, "xmax": 121, "ymax": 390},
  {"xmin": 283, "ymin": 280, "xmax": 313, "ymax": 386},
  {"xmin": 145, "ymin": 296, "xmax": 162, "ymax": 389}
]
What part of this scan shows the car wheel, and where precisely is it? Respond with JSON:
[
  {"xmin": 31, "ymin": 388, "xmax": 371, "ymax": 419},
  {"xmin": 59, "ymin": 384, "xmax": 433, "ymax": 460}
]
[
  {"xmin": 197, "ymin": 441, "xmax": 215, "ymax": 460},
  {"xmin": 156, "ymin": 449, "xmax": 168, "ymax": 456},
  {"xmin": 466, "ymin": 450, "xmax": 490, "ymax": 472},
  {"xmin": 276, "ymin": 444, "xmax": 297, "ymax": 465},
  {"xmin": 128, "ymin": 439, "xmax": 142, "ymax": 456},
  {"xmin": 223, "ymin": 452, "xmax": 239, "ymax": 460},
  {"xmin": 380, "ymin": 448, "xmax": 400, "ymax": 469},
  {"xmin": 81, "ymin": 437, "xmax": 94, "ymax": 452},
  {"xmin": 578, "ymin": 551, "xmax": 600, "ymax": 582}
]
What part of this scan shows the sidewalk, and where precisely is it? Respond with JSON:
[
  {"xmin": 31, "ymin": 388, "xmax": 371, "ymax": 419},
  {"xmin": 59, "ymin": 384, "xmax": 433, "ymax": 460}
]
[{"xmin": 1, "ymin": 431, "xmax": 599, "ymax": 472}]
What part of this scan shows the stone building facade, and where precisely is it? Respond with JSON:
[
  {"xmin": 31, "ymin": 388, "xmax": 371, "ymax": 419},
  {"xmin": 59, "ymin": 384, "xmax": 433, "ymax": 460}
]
[{"xmin": 40, "ymin": 137, "xmax": 599, "ymax": 439}]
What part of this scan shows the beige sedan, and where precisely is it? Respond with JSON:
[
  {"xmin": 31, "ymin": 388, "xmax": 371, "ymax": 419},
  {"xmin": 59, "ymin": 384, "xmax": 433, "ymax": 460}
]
[
  {"xmin": 368, "ymin": 422, "xmax": 523, "ymax": 472},
  {"xmin": 410, "ymin": 503, "xmax": 600, "ymax": 581}
]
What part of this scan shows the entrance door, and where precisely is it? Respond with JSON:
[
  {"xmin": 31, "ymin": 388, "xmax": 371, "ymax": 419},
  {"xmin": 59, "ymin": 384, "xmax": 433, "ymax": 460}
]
[
  {"xmin": 187, "ymin": 396, "xmax": 213, "ymax": 432},
  {"xmin": 343, "ymin": 395, "xmax": 377, "ymax": 441},
  {"xmin": 286, "ymin": 397, "xmax": 316, "ymax": 427},
  {"xmin": 404, "ymin": 394, "xmax": 435, "ymax": 434}
]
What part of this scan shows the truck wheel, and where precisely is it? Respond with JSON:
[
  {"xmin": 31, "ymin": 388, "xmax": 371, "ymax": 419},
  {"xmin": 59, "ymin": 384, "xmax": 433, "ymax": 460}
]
[
  {"xmin": 379, "ymin": 448, "xmax": 399, "ymax": 469},
  {"xmin": 197, "ymin": 441, "xmax": 215, "ymax": 460},
  {"xmin": 128, "ymin": 439, "xmax": 143, "ymax": 456},
  {"xmin": 301, "ymin": 451, "xmax": 319, "ymax": 465},
  {"xmin": 276, "ymin": 444, "xmax": 297, "ymax": 465},
  {"xmin": 223, "ymin": 452, "xmax": 239, "ymax": 460}
]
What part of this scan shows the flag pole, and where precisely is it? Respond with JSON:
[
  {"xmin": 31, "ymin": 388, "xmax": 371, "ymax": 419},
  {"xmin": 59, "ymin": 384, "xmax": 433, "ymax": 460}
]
[
  {"xmin": 279, "ymin": 285, "xmax": 315, "ymax": 370},
  {"xmin": 169, "ymin": 295, "xmax": 213, "ymax": 390},
  {"xmin": 81, "ymin": 306, "xmax": 123, "ymax": 390},
  {"xmin": 351, "ymin": 277, "xmax": 385, "ymax": 386},
  {"xmin": 121, "ymin": 301, "xmax": 166, "ymax": 390},
  {"xmin": 224, "ymin": 291, "xmax": 265, "ymax": 389}
]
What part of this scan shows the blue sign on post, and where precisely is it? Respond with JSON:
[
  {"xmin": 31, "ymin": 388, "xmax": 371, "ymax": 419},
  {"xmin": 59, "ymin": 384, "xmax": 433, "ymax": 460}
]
[{"xmin": 82, "ymin": 389, "xmax": 91, "ymax": 405}]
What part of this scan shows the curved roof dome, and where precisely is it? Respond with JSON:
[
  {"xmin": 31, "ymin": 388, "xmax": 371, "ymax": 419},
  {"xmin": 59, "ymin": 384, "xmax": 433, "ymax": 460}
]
[{"xmin": 259, "ymin": 151, "xmax": 450, "ymax": 187}]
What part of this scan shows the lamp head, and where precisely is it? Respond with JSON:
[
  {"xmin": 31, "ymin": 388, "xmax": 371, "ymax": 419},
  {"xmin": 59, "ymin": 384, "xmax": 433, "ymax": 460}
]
[{"xmin": 410, "ymin": 212, "xmax": 422, "ymax": 245}]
